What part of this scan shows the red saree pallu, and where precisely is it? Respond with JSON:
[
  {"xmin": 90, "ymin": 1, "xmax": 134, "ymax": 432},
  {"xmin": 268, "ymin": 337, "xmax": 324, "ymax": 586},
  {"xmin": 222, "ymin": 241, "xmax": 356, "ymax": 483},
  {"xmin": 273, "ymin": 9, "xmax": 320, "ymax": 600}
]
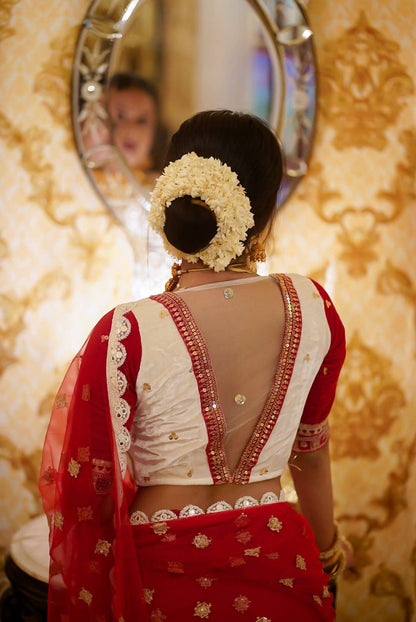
[{"xmin": 133, "ymin": 502, "xmax": 335, "ymax": 621}]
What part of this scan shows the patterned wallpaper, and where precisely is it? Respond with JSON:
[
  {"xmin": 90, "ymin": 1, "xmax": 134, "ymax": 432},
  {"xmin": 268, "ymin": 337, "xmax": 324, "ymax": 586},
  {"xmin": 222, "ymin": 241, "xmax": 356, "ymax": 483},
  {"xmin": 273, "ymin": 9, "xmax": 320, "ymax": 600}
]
[{"xmin": 0, "ymin": 1, "xmax": 415, "ymax": 620}]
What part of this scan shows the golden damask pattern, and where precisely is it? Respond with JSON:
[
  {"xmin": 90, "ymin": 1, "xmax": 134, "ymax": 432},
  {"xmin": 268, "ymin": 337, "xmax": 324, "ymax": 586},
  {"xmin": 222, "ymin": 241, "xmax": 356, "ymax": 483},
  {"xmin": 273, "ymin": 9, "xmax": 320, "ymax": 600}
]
[
  {"xmin": 331, "ymin": 332, "xmax": 405, "ymax": 460},
  {"xmin": 319, "ymin": 11, "xmax": 414, "ymax": 150},
  {"xmin": 0, "ymin": 273, "xmax": 71, "ymax": 379},
  {"xmin": 0, "ymin": 435, "xmax": 43, "ymax": 515},
  {"xmin": 0, "ymin": 0, "xmax": 20, "ymax": 42},
  {"xmin": 338, "ymin": 434, "xmax": 416, "ymax": 576},
  {"xmin": 0, "ymin": 112, "xmax": 75, "ymax": 225},
  {"xmin": 377, "ymin": 261, "xmax": 416, "ymax": 335},
  {"xmin": 299, "ymin": 127, "xmax": 415, "ymax": 277},
  {"xmin": 370, "ymin": 566, "xmax": 414, "ymax": 621},
  {"xmin": 34, "ymin": 25, "xmax": 79, "ymax": 150}
]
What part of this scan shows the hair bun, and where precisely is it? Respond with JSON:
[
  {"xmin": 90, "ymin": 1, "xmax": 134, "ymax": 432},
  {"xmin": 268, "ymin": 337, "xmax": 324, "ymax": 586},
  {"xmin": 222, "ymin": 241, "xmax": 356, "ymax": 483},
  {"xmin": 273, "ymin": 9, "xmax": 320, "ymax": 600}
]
[{"xmin": 163, "ymin": 195, "xmax": 218, "ymax": 254}]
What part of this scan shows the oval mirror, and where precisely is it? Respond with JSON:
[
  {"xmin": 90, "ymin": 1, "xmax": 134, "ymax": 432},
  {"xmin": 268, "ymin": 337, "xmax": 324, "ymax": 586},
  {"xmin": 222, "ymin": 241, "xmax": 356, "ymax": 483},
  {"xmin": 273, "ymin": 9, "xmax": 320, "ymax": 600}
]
[{"xmin": 72, "ymin": 0, "xmax": 317, "ymax": 296}]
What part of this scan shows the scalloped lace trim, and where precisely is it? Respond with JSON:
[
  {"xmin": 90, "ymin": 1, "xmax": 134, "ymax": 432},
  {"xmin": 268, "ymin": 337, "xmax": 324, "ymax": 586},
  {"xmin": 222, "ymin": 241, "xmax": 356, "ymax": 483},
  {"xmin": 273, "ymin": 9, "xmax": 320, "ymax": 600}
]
[{"xmin": 108, "ymin": 309, "xmax": 132, "ymax": 476}]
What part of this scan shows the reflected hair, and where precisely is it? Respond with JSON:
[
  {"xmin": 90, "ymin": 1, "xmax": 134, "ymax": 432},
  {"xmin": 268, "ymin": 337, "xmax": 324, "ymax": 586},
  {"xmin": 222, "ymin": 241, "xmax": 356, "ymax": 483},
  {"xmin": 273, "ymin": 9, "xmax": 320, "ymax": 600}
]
[{"xmin": 163, "ymin": 110, "xmax": 283, "ymax": 255}]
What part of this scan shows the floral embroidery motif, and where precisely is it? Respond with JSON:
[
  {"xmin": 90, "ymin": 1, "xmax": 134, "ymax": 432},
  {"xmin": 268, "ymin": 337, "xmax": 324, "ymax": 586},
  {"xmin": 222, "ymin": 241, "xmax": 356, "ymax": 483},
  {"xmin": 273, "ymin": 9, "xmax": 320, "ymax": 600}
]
[
  {"xmin": 304, "ymin": 353, "xmax": 311, "ymax": 362},
  {"xmin": 325, "ymin": 300, "xmax": 332, "ymax": 308},
  {"xmin": 169, "ymin": 432, "xmax": 178, "ymax": 440},
  {"xmin": 77, "ymin": 447, "xmax": 90, "ymax": 462},
  {"xmin": 152, "ymin": 522, "xmax": 169, "ymax": 535},
  {"xmin": 192, "ymin": 533, "xmax": 212, "ymax": 549},
  {"xmin": 54, "ymin": 511, "xmax": 64, "ymax": 530},
  {"xmin": 81, "ymin": 384, "xmax": 91, "ymax": 401},
  {"xmin": 256, "ymin": 618, "xmax": 271, "ymax": 622},
  {"xmin": 187, "ymin": 469, "xmax": 194, "ymax": 478},
  {"xmin": 323, "ymin": 585, "xmax": 331, "ymax": 599},
  {"xmin": 236, "ymin": 530, "xmax": 252, "ymax": 545},
  {"xmin": 313, "ymin": 595, "xmax": 323, "ymax": 606},
  {"xmin": 194, "ymin": 601, "xmax": 212, "ymax": 619},
  {"xmin": 244, "ymin": 547, "xmax": 261, "ymax": 557},
  {"xmin": 196, "ymin": 577, "xmax": 214, "ymax": 589},
  {"xmin": 279, "ymin": 578, "xmax": 294, "ymax": 588},
  {"xmin": 233, "ymin": 595, "xmax": 251, "ymax": 613},
  {"xmin": 234, "ymin": 513, "xmax": 249, "ymax": 528},
  {"xmin": 143, "ymin": 382, "xmax": 152, "ymax": 391},
  {"xmin": 108, "ymin": 311, "xmax": 132, "ymax": 477},
  {"xmin": 167, "ymin": 561, "xmax": 185, "ymax": 574},
  {"xmin": 95, "ymin": 539, "xmax": 111, "ymax": 556},
  {"xmin": 89, "ymin": 561, "xmax": 100, "ymax": 574},
  {"xmin": 266, "ymin": 552, "xmax": 280, "ymax": 560},
  {"xmin": 56, "ymin": 393, "xmax": 68, "ymax": 408},
  {"xmin": 150, "ymin": 609, "xmax": 167, "ymax": 622},
  {"xmin": 79, "ymin": 587, "xmax": 93, "ymax": 605},
  {"xmin": 101, "ymin": 334, "xmax": 109, "ymax": 342},
  {"xmin": 229, "ymin": 556, "xmax": 246, "ymax": 567},
  {"xmin": 143, "ymin": 588, "xmax": 155, "ymax": 604},
  {"xmin": 41, "ymin": 466, "xmax": 55, "ymax": 483},
  {"xmin": 161, "ymin": 533, "xmax": 176, "ymax": 543},
  {"xmin": 77, "ymin": 506, "xmax": 93, "ymax": 521},
  {"xmin": 68, "ymin": 458, "xmax": 80, "ymax": 478},
  {"xmin": 296, "ymin": 554, "xmax": 307, "ymax": 570},
  {"xmin": 267, "ymin": 516, "xmax": 283, "ymax": 532}
]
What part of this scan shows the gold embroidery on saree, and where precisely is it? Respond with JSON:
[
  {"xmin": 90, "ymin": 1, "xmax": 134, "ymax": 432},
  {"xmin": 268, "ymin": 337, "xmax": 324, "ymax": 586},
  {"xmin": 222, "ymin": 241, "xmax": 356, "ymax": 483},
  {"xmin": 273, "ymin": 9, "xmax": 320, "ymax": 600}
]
[
  {"xmin": 296, "ymin": 554, "xmax": 307, "ymax": 570},
  {"xmin": 77, "ymin": 506, "xmax": 93, "ymax": 521},
  {"xmin": 78, "ymin": 588, "xmax": 93, "ymax": 605},
  {"xmin": 68, "ymin": 458, "xmax": 80, "ymax": 477},
  {"xmin": 192, "ymin": 533, "xmax": 212, "ymax": 549},
  {"xmin": 81, "ymin": 384, "xmax": 91, "ymax": 401},
  {"xmin": 267, "ymin": 516, "xmax": 283, "ymax": 532},
  {"xmin": 56, "ymin": 393, "xmax": 68, "ymax": 408},
  {"xmin": 143, "ymin": 588, "xmax": 155, "ymax": 604},
  {"xmin": 244, "ymin": 546, "xmax": 261, "ymax": 557},
  {"xmin": 77, "ymin": 446, "xmax": 90, "ymax": 462},
  {"xmin": 194, "ymin": 601, "xmax": 212, "ymax": 619},
  {"xmin": 233, "ymin": 595, "xmax": 251, "ymax": 613},
  {"xmin": 95, "ymin": 539, "xmax": 111, "ymax": 556}
]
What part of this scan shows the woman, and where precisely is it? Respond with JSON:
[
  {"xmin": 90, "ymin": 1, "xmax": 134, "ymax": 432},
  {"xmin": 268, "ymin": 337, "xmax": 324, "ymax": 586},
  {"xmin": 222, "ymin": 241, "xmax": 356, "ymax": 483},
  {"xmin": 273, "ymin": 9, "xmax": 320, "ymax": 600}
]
[{"xmin": 40, "ymin": 110, "xmax": 347, "ymax": 621}]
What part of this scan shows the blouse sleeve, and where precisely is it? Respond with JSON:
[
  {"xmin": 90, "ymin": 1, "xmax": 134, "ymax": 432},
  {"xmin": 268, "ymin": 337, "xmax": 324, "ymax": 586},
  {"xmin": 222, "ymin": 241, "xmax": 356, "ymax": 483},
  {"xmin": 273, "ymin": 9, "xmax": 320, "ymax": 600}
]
[{"xmin": 293, "ymin": 280, "xmax": 346, "ymax": 453}]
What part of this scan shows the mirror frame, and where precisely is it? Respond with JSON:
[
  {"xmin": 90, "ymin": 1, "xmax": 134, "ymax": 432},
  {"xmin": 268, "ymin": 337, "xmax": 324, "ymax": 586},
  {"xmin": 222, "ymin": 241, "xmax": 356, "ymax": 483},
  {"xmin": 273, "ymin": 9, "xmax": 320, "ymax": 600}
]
[{"xmin": 72, "ymin": 0, "xmax": 317, "ymax": 218}]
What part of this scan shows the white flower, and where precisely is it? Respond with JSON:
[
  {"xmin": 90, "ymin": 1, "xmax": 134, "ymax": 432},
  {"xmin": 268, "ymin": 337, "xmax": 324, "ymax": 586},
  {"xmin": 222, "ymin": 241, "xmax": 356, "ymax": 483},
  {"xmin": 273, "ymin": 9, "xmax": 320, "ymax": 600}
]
[{"xmin": 148, "ymin": 152, "xmax": 254, "ymax": 271}]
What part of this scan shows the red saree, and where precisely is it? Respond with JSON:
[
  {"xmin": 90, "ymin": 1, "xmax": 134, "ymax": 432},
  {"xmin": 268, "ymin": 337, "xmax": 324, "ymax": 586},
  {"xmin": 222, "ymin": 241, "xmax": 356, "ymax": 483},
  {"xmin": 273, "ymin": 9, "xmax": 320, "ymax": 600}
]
[{"xmin": 39, "ymin": 274, "xmax": 343, "ymax": 621}]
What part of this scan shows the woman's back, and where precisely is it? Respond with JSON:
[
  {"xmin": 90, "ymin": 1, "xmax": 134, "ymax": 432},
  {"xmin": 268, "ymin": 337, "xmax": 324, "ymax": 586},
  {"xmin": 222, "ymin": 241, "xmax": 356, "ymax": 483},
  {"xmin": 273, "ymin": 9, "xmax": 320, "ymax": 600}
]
[{"xmin": 177, "ymin": 275, "xmax": 285, "ymax": 473}]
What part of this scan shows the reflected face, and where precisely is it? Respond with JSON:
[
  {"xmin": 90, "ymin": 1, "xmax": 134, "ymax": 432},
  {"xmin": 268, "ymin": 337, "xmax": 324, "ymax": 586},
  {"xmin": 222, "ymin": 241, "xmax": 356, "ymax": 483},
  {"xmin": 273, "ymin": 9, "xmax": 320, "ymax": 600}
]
[{"xmin": 108, "ymin": 87, "xmax": 157, "ymax": 169}]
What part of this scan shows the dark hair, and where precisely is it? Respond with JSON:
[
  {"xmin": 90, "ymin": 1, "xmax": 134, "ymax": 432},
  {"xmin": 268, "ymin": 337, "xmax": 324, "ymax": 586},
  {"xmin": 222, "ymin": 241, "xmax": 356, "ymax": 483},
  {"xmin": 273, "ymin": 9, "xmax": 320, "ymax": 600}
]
[
  {"xmin": 163, "ymin": 110, "xmax": 282, "ymax": 256},
  {"xmin": 108, "ymin": 72, "xmax": 168, "ymax": 170}
]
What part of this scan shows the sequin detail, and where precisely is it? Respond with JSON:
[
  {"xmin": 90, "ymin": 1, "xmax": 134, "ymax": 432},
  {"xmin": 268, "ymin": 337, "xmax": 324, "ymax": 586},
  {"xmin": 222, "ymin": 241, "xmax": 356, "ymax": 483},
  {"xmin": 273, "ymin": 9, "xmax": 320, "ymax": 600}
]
[
  {"xmin": 231, "ymin": 273, "xmax": 302, "ymax": 483},
  {"xmin": 194, "ymin": 601, "xmax": 211, "ymax": 619}
]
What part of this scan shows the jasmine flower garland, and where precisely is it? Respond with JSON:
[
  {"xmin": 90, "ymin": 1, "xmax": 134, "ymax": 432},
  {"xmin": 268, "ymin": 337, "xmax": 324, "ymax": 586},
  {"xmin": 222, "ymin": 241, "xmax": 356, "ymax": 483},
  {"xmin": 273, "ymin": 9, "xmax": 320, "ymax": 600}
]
[{"xmin": 149, "ymin": 152, "xmax": 254, "ymax": 271}]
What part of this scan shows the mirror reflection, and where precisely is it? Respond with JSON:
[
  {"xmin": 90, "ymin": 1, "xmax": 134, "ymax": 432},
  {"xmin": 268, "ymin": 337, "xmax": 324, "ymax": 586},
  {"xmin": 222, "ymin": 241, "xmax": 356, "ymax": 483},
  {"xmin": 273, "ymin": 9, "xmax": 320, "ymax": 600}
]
[
  {"xmin": 73, "ymin": 0, "xmax": 316, "ymax": 297},
  {"xmin": 81, "ymin": 0, "xmax": 281, "ymax": 188}
]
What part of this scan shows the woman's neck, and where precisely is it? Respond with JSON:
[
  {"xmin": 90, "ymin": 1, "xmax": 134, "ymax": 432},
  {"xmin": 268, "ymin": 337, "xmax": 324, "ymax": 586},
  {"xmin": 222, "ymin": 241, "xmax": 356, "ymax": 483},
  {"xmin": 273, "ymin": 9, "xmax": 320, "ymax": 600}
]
[{"xmin": 176, "ymin": 258, "xmax": 257, "ymax": 289}]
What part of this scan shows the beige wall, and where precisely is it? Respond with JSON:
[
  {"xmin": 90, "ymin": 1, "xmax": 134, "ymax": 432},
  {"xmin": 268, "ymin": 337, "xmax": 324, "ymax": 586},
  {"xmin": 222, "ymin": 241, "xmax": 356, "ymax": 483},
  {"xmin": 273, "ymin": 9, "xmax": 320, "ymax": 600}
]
[{"xmin": 0, "ymin": 1, "xmax": 415, "ymax": 619}]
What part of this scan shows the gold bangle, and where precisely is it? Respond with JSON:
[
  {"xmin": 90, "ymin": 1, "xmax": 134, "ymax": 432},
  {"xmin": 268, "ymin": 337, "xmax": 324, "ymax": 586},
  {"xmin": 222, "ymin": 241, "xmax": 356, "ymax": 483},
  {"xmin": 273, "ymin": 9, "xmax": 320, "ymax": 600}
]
[
  {"xmin": 319, "ymin": 523, "xmax": 341, "ymax": 562},
  {"xmin": 323, "ymin": 550, "xmax": 346, "ymax": 579}
]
